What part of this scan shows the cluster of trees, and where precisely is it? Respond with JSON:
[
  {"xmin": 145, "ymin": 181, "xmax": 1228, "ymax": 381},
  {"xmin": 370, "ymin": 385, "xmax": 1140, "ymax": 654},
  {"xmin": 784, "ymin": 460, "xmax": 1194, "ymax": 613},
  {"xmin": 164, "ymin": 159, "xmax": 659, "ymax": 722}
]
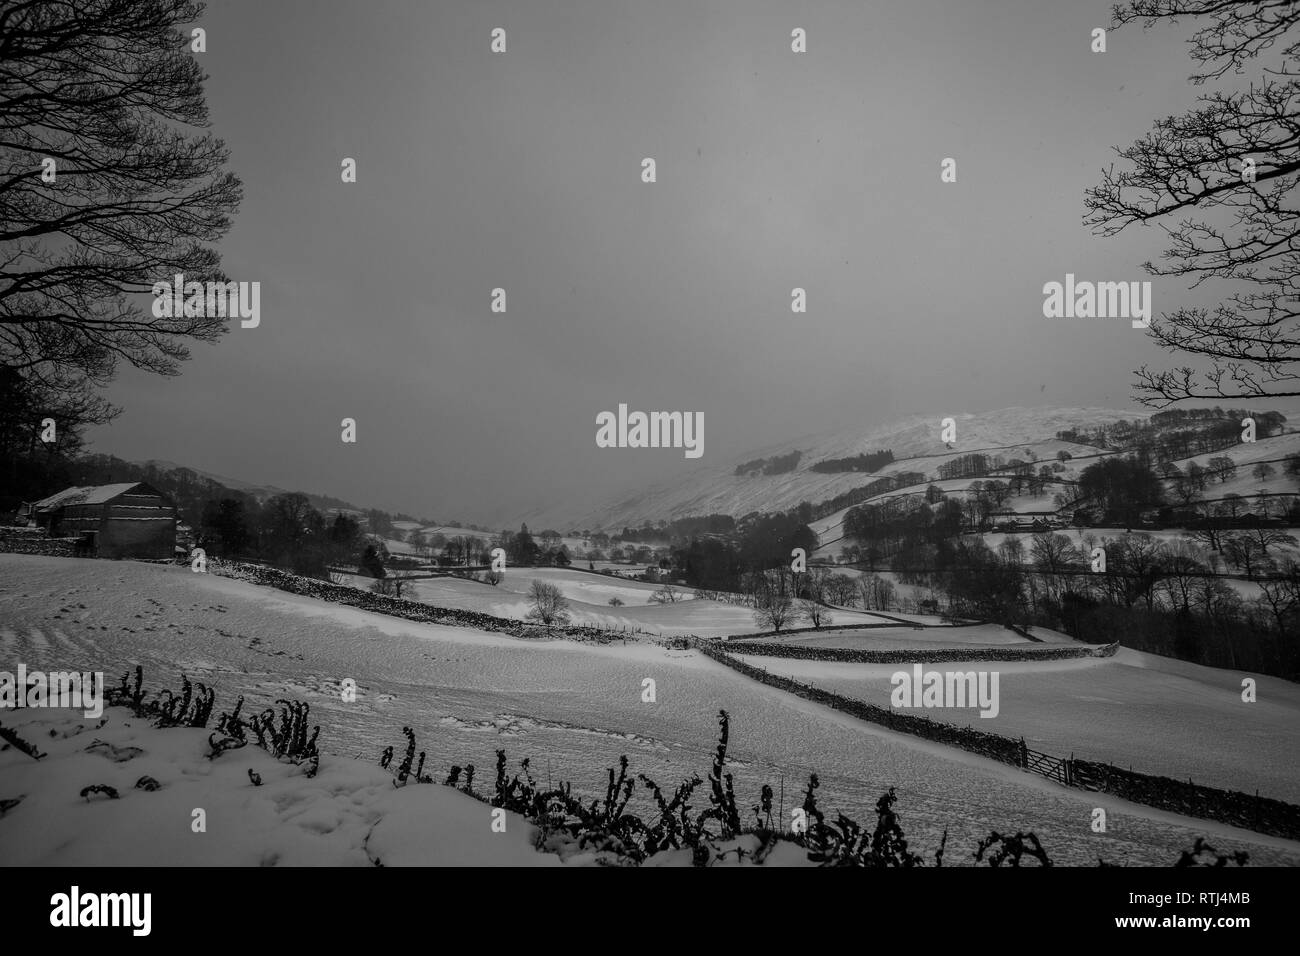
[
  {"xmin": 668, "ymin": 512, "xmax": 817, "ymax": 594},
  {"xmin": 840, "ymin": 478, "xmax": 1077, "ymax": 557},
  {"xmin": 809, "ymin": 449, "xmax": 894, "ymax": 474},
  {"xmin": 0, "ymin": 370, "xmax": 114, "ymax": 514},
  {"xmin": 887, "ymin": 531, "xmax": 1300, "ymax": 677},
  {"xmin": 745, "ymin": 565, "xmax": 898, "ymax": 632},
  {"xmin": 197, "ymin": 492, "xmax": 375, "ymax": 579},
  {"xmin": 936, "ymin": 453, "xmax": 993, "ymax": 480},
  {"xmin": 488, "ymin": 524, "xmax": 571, "ymax": 569},
  {"xmin": 412, "ymin": 533, "xmax": 493, "ymax": 566},
  {"xmin": 1075, "ymin": 451, "xmax": 1299, "ymax": 524},
  {"xmin": 1076, "ymin": 456, "xmax": 1165, "ymax": 525},
  {"xmin": 1152, "ymin": 408, "xmax": 1287, "ymax": 430},
  {"xmin": 656, "ymin": 514, "xmax": 736, "ymax": 539},
  {"xmin": 843, "ymin": 493, "xmax": 966, "ymax": 563},
  {"xmin": 612, "ymin": 521, "xmax": 671, "ymax": 543},
  {"xmin": 802, "ymin": 471, "xmax": 928, "ymax": 524},
  {"xmin": 734, "ymin": 450, "xmax": 802, "ymax": 477},
  {"xmin": 1057, "ymin": 411, "xmax": 1286, "ymax": 458},
  {"xmin": 932, "ymin": 452, "xmax": 1064, "ymax": 491},
  {"xmin": 397, "ymin": 525, "xmax": 584, "ymax": 570}
]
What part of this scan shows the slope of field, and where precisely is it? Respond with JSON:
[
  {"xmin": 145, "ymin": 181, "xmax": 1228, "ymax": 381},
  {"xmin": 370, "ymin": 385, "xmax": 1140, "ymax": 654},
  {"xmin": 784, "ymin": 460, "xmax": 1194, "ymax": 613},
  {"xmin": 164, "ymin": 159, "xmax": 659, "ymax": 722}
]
[
  {"xmin": 2, "ymin": 554, "xmax": 1297, "ymax": 866},
  {"xmin": 493, "ymin": 567, "xmax": 698, "ymax": 604},
  {"xmin": 739, "ymin": 623, "xmax": 1072, "ymax": 651},
  {"xmin": 732, "ymin": 650, "xmax": 1300, "ymax": 803},
  {"xmin": 1175, "ymin": 431, "xmax": 1300, "ymax": 501},
  {"xmin": 342, "ymin": 567, "xmax": 892, "ymax": 637}
]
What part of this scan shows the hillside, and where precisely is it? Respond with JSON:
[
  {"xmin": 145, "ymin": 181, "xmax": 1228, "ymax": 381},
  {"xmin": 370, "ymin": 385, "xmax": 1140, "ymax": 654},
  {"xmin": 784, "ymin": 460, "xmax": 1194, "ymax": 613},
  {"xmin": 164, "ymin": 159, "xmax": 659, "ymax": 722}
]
[
  {"xmin": 515, "ymin": 406, "xmax": 1147, "ymax": 531},
  {"xmin": 132, "ymin": 458, "xmax": 362, "ymax": 514}
]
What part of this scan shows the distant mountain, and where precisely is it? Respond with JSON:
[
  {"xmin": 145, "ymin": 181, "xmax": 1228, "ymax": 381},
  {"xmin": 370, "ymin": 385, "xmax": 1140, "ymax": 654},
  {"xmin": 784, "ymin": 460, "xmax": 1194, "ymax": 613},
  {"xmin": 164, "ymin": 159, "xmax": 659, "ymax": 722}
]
[
  {"xmin": 134, "ymin": 459, "xmax": 283, "ymax": 496},
  {"xmin": 512, "ymin": 406, "xmax": 1150, "ymax": 531}
]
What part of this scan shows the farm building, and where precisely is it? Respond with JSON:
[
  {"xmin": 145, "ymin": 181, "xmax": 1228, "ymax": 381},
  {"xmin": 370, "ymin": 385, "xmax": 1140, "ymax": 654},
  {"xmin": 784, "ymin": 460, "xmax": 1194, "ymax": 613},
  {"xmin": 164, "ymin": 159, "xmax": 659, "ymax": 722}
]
[
  {"xmin": 27, "ymin": 482, "xmax": 177, "ymax": 559},
  {"xmin": 987, "ymin": 511, "xmax": 1064, "ymax": 533}
]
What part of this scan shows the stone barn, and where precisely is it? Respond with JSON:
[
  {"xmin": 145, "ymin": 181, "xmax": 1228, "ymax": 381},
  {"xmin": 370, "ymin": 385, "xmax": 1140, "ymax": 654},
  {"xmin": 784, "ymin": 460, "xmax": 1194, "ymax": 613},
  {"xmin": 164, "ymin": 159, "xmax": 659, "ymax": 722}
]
[{"xmin": 29, "ymin": 482, "xmax": 177, "ymax": 559}]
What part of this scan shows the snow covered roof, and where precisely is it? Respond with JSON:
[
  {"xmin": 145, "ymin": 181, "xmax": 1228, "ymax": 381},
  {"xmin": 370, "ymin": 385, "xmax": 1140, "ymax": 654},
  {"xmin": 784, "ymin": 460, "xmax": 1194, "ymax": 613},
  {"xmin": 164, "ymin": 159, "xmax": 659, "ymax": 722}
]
[
  {"xmin": 31, "ymin": 487, "xmax": 91, "ymax": 511},
  {"xmin": 32, "ymin": 483, "xmax": 149, "ymax": 511}
]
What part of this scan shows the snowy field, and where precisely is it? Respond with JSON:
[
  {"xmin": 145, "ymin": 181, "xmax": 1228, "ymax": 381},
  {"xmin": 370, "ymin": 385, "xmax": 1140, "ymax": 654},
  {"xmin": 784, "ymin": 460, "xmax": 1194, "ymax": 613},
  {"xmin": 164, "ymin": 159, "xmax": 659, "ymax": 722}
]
[
  {"xmin": 738, "ymin": 623, "xmax": 1076, "ymax": 651},
  {"xmin": 732, "ymin": 650, "xmax": 1300, "ymax": 803},
  {"xmin": 2, "ymin": 555, "xmax": 1297, "ymax": 866},
  {"xmin": 491, "ymin": 567, "xmax": 699, "ymax": 605},
  {"xmin": 340, "ymin": 567, "xmax": 889, "ymax": 637}
]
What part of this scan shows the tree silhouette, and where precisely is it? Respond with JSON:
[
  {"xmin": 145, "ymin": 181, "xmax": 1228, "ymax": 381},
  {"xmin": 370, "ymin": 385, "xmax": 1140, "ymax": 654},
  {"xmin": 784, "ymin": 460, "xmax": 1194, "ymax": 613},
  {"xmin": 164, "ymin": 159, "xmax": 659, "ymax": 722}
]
[
  {"xmin": 1088, "ymin": 1, "xmax": 1300, "ymax": 404},
  {"xmin": 1, "ymin": 0, "xmax": 242, "ymax": 421}
]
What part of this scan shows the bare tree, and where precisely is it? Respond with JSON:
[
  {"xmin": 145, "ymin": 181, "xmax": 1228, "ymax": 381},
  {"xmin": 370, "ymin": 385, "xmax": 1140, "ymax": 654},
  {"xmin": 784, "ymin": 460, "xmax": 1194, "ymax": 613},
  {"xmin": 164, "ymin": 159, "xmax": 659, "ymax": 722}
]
[
  {"xmin": 1191, "ymin": 510, "xmax": 1230, "ymax": 553},
  {"xmin": 1160, "ymin": 539, "xmax": 1209, "ymax": 614},
  {"xmin": 370, "ymin": 574, "xmax": 413, "ymax": 599},
  {"xmin": 1088, "ymin": 1, "xmax": 1300, "ymax": 404},
  {"xmin": 799, "ymin": 599, "xmax": 827, "ymax": 629},
  {"xmin": 526, "ymin": 579, "xmax": 570, "ymax": 625},
  {"xmin": 858, "ymin": 573, "xmax": 896, "ymax": 611},
  {"xmin": 1245, "ymin": 524, "xmax": 1298, "ymax": 560},
  {"xmin": 648, "ymin": 582, "xmax": 680, "ymax": 604},
  {"xmin": 824, "ymin": 572, "xmax": 859, "ymax": 606},
  {"xmin": 1208, "ymin": 456, "xmax": 1238, "ymax": 484},
  {"xmin": 1099, "ymin": 534, "xmax": 1166, "ymax": 610},
  {"xmin": 1256, "ymin": 559, "xmax": 1300, "ymax": 632},
  {"xmin": 751, "ymin": 568, "xmax": 796, "ymax": 632},
  {"xmin": 1030, "ymin": 531, "xmax": 1080, "ymax": 599},
  {"xmin": 998, "ymin": 536, "xmax": 1026, "ymax": 566},
  {"xmin": 1223, "ymin": 532, "xmax": 1267, "ymax": 577},
  {"xmin": 2, "ymin": 0, "xmax": 242, "ymax": 408},
  {"xmin": 752, "ymin": 590, "xmax": 795, "ymax": 633}
]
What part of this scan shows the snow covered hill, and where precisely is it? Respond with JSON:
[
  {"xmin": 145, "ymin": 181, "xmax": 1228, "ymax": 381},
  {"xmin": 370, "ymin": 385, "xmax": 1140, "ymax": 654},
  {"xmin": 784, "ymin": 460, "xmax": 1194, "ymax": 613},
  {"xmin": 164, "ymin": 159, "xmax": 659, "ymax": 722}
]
[{"xmin": 514, "ymin": 406, "xmax": 1147, "ymax": 531}]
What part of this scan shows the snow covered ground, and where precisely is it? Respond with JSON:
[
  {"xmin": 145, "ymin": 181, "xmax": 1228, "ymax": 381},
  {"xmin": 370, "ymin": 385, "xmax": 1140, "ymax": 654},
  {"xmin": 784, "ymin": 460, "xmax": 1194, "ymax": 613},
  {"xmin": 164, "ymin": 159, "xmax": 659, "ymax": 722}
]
[
  {"xmin": 732, "ymin": 649, "xmax": 1300, "ymax": 803},
  {"xmin": 339, "ymin": 566, "xmax": 888, "ymax": 637},
  {"xmin": 0, "ymin": 704, "xmax": 818, "ymax": 867},
  {"xmin": 737, "ymin": 623, "xmax": 1075, "ymax": 651},
  {"xmin": 491, "ymin": 567, "xmax": 699, "ymax": 605},
  {"xmin": 0, "ymin": 706, "xmax": 560, "ymax": 866},
  {"xmin": 2, "ymin": 554, "xmax": 1297, "ymax": 865}
]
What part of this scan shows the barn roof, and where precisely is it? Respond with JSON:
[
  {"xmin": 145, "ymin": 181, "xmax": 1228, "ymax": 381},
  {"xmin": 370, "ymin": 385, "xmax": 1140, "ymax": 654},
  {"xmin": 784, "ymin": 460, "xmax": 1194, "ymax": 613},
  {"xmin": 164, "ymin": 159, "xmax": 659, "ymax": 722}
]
[{"xmin": 32, "ymin": 482, "xmax": 150, "ymax": 511}]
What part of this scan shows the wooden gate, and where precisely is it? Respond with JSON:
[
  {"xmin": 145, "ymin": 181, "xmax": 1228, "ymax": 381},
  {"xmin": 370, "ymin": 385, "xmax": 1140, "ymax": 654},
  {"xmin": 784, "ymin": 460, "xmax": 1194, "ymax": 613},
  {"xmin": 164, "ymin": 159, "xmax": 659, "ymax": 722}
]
[{"xmin": 1022, "ymin": 745, "xmax": 1071, "ymax": 786}]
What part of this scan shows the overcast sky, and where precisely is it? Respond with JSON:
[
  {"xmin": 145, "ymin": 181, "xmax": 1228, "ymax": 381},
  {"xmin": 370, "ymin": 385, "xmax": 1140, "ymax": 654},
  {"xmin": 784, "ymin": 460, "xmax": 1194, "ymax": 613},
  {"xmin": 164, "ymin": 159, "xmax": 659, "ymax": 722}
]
[{"xmin": 86, "ymin": 0, "xmax": 1294, "ymax": 525}]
